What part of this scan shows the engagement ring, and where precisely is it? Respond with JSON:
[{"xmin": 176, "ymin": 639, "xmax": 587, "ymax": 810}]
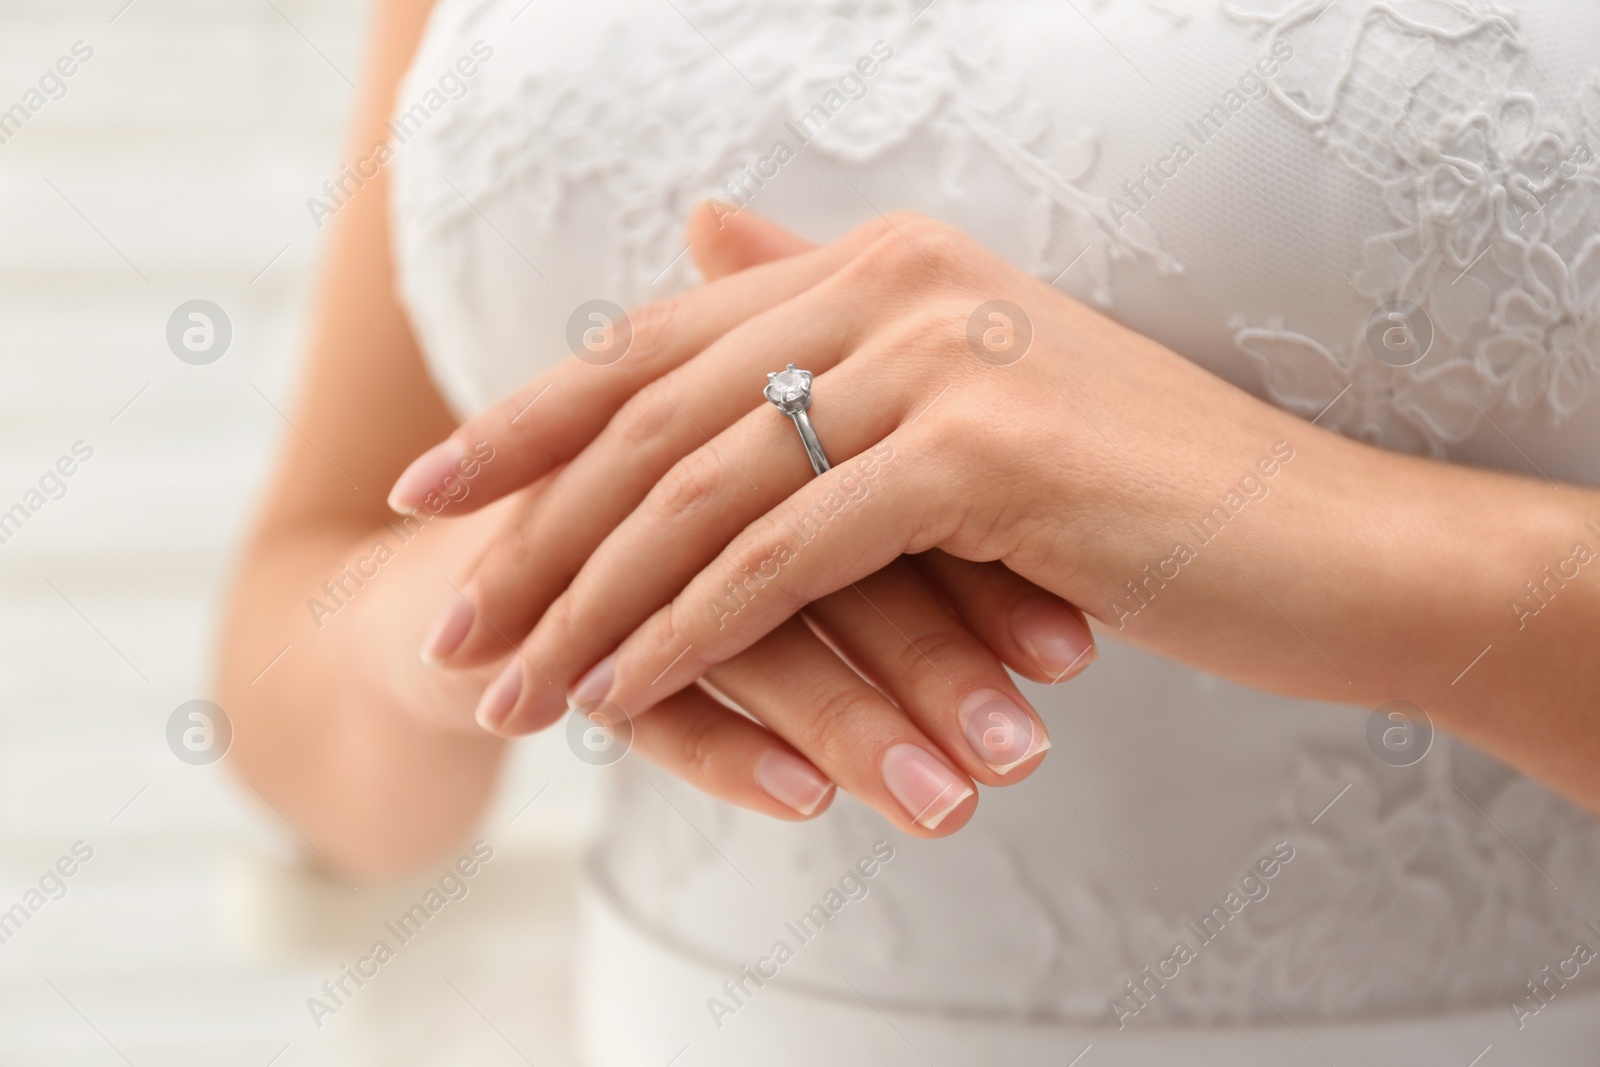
[{"xmin": 764, "ymin": 363, "xmax": 831, "ymax": 476}]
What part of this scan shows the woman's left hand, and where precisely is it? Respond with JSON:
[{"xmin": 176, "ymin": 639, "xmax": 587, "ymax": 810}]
[
  {"xmin": 481, "ymin": 210, "xmax": 1372, "ymax": 721},
  {"xmin": 433, "ymin": 209, "xmax": 1600, "ymax": 818}
]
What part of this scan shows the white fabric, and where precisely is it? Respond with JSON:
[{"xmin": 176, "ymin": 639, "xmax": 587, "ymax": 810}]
[
  {"xmin": 391, "ymin": 0, "xmax": 1600, "ymax": 1060},
  {"xmin": 577, "ymin": 861, "xmax": 1600, "ymax": 1066}
]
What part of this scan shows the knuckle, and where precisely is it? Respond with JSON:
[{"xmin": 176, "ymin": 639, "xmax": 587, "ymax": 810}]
[
  {"xmin": 650, "ymin": 446, "xmax": 726, "ymax": 524},
  {"xmin": 914, "ymin": 381, "xmax": 979, "ymax": 437},
  {"xmin": 473, "ymin": 546, "xmax": 535, "ymax": 620},
  {"xmin": 898, "ymin": 217, "xmax": 966, "ymax": 269},
  {"xmin": 848, "ymin": 210, "xmax": 926, "ymax": 248},
  {"xmin": 469, "ymin": 526, "xmax": 558, "ymax": 638},
  {"xmin": 881, "ymin": 209, "xmax": 928, "ymax": 230},
  {"xmin": 654, "ymin": 601, "xmax": 701, "ymax": 676},
  {"xmin": 624, "ymin": 296, "xmax": 683, "ymax": 373},
  {"xmin": 843, "ymin": 218, "xmax": 967, "ymax": 291},
  {"xmin": 793, "ymin": 683, "xmax": 869, "ymax": 768},
  {"xmin": 488, "ymin": 507, "xmax": 546, "ymax": 572},
  {"xmin": 485, "ymin": 390, "xmax": 526, "ymax": 433},
  {"xmin": 877, "ymin": 301, "xmax": 968, "ymax": 370},
  {"xmin": 673, "ymin": 703, "xmax": 728, "ymax": 781},
  {"xmin": 606, "ymin": 387, "xmax": 674, "ymax": 448},
  {"xmin": 724, "ymin": 529, "xmax": 806, "ymax": 614},
  {"xmin": 855, "ymin": 229, "xmax": 926, "ymax": 278},
  {"xmin": 889, "ymin": 624, "xmax": 975, "ymax": 686},
  {"xmin": 537, "ymin": 591, "xmax": 583, "ymax": 654}
]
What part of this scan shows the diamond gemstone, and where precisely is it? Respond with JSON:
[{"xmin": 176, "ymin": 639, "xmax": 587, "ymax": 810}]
[{"xmin": 770, "ymin": 367, "xmax": 808, "ymax": 403}]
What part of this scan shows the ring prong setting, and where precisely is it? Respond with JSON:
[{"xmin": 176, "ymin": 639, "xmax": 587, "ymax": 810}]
[
  {"xmin": 763, "ymin": 363, "xmax": 831, "ymax": 475},
  {"xmin": 763, "ymin": 362, "xmax": 814, "ymax": 415}
]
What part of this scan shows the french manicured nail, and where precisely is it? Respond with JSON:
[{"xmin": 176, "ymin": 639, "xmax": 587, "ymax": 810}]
[
  {"xmin": 420, "ymin": 596, "xmax": 475, "ymax": 666},
  {"xmin": 1011, "ymin": 598, "xmax": 1097, "ymax": 680},
  {"xmin": 568, "ymin": 654, "xmax": 615, "ymax": 709},
  {"xmin": 881, "ymin": 743, "xmax": 974, "ymax": 830},
  {"xmin": 387, "ymin": 438, "xmax": 462, "ymax": 513},
  {"xmin": 755, "ymin": 751, "xmax": 834, "ymax": 816},
  {"xmin": 475, "ymin": 660, "xmax": 523, "ymax": 731},
  {"xmin": 958, "ymin": 689, "xmax": 1050, "ymax": 774}
]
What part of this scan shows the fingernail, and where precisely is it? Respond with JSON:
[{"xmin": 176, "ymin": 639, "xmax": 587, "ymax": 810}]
[
  {"xmin": 755, "ymin": 751, "xmax": 834, "ymax": 816},
  {"xmin": 881, "ymin": 744, "xmax": 974, "ymax": 830},
  {"xmin": 958, "ymin": 689, "xmax": 1050, "ymax": 774},
  {"xmin": 388, "ymin": 438, "xmax": 463, "ymax": 513},
  {"xmin": 1011, "ymin": 598, "xmax": 1097, "ymax": 680},
  {"xmin": 420, "ymin": 595, "xmax": 476, "ymax": 666},
  {"xmin": 568, "ymin": 654, "xmax": 615, "ymax": 709},
  {"xmin": 475, "ymin": 660, "xmax": 523, "ymax": 731}
]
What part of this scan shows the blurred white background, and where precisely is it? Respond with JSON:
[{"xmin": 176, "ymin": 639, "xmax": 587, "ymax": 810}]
[{"xmin": 0, "ymin": 2, "xmax": 596, "ymax": 1062}]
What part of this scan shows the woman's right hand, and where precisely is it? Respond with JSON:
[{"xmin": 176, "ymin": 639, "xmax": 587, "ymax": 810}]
[{"xmin": 395, "ymin": 209, "xmax": 1098, "ymax": 836}]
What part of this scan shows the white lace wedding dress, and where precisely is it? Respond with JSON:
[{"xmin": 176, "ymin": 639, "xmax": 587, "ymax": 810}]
[{"xmin": 390, "ymin": 0, "xmax": 1600, "ymax": 1062}]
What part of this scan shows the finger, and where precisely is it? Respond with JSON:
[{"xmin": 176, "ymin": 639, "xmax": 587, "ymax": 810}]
[
  {"xmin": 385, "ymin": 213, "xmax": 899, "ymax": 517},
  {"xmin": 435, "ymin": 223, "xmax": 938, "ymax": 671},
  {"xmin": 434, "ymin": 241, "xmax": 913, "ymax": 670},
  {"xmin": 804, "ymin": 560, "xmax": 1051, "ymax": 783},
  {"xmin": 593, "ymin": 423, "xmax": 932, "ymax": 725},
  {"xmin": 913, "ymin": 551, "xmax": 1097, "ymax": 684},
  {"xmin": 436, "ymin": 285, "xmax": 872, "ymax": 670},
  {"xmin": 703, "ymin": 617, "xmax": 976, "ymax": 834},
  {"xmin": 622, "ymin": 684, "xmax": 837, "ymax": 820},
  {"xmin": 689, "ymin": 201, "xmax": 817, "ymax": 281},
  {"xmin": 502, "ymin": 352, "xmax": 913, "ymax": 714}
]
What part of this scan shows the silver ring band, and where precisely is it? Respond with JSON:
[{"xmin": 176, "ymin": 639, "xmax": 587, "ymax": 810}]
[
  {"xmin": 764, "ymin": 363, "xmax": 831, "ymax": 476},
  {"xmin": 789, "ymin": 408, "xmax": 830, "ymax": 475}
]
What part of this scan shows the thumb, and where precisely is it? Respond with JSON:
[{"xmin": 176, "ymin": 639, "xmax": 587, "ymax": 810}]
[{"xmin": 688, "ymin": 202, "xmax": 818, "ymax": 281}]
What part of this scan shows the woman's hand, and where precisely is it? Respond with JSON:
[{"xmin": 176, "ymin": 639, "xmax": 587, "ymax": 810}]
[
  {"xmin": 420, "ymin": 209, "xmax": 1600, "ymax": 821},
  {"xmin": 391, "ymin": 208, "xmax": 1097, "ymax": 835},
  {"xmin": 472, "ymin": 211, "xmax": 1326, "ymax": 719}
]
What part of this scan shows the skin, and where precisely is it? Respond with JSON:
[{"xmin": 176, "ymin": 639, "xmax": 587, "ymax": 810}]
[
  {"xmin": 420, "ymin": 212, "xmax": 1600, "ymax": 820},
  {"xmin": 219, "ymin": 1, "xmax": 1092, "ymax": 879},
  {"xmin": 227, "ymin": 1, "xmax": 1600, "ymax": 885},
  {"xmin": 219, "ymin": 0, "xmax": 498, "ymax": 880}
]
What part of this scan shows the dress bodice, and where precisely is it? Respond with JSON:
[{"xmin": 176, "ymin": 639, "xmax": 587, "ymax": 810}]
[{"xmin": 389, "ymin": 0, "xmax": 1600, "ymax": 1039}]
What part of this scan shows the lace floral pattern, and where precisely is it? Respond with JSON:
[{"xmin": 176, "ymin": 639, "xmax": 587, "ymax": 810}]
[
  {"xmin": 1079, "ymin": 737, "xmax": 1600, "ymax": 1026},
  {"xmin": 600, "ymin": 730, "xmax": 1600, "ymax": 1026},
  {"xmin": 1259, "ymin": 740, "xmax": 1600, "ymax": 1020},
  {"xmin": 1226, "ymin": 0, "xmax": 1600, "ymax": 453},
  {"xmin": 396, "ymin": 0, "xmax": 1600, "ymax": 1028},
  {"xmin": 398, "ymin": 0, "xmax": 1177, "ymax": 311}
]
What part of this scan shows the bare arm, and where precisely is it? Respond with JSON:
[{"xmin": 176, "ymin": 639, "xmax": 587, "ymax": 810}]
[{"xmin": 217, "ymin": 0, "xmax": 508, "ymax": 880}]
